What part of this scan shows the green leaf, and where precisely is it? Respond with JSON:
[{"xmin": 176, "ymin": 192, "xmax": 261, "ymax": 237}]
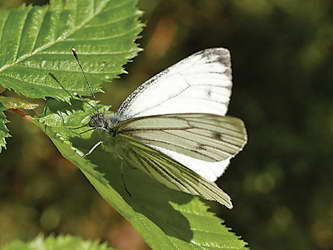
[
  {"xmin": 0, "ymin": 0, "xmax": 142, "ymax": 99},
  {"xmin": 0, "ymin": 234, "xmax": 116, "ymax": 250},
  {"xmin": 0, "ymin": 96, "xmax": 38, "ymax": 152},
  {"xmin": 35, "ymin": 100, "xmax": 248, "ymax": 250},
  {"xmin": 0, "ymin": 96, "xmax": 38, "ymax": 110},
  {"xmin": 0, "ymin": 103, "xmax": 10, "ymax": 152}
]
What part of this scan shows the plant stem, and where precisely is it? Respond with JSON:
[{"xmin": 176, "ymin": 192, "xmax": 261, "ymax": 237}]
[{"xmin": 9, "ymin": 109, "xmax": 33, "ymax": 121}]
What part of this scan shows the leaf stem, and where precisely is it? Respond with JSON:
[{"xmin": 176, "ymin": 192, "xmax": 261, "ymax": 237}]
[{"xmin": 9, "ymin": 109, "xmax": 33, "ymax": 121}]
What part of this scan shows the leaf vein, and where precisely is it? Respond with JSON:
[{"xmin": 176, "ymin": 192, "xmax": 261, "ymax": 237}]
[
  {"xmin": 31, "ymin": 8, "xmax": 47, "ymax": 53},
  {"xmin": 0, "ymin": 12, "xmax": 9, "ymax": 49},
  {"xmin": 0, "ymin": 73, "xmax": 83, "ymax": 91},
  {"xmin": 0, "ymin": 0, "xmax": 111, "ymax": 72},
  {"xmin": 37, "ymin": 49, "xmax": 137, "ymax": 56},
  {"xmin": 84, "ymin": 13, "xmax": 138, "ymax": 29},
  {"xmin": 13, "ymin": 9, "xmax": 29, "ymax": 62},
  {"xmin": 67, "ymin": 27, "xmax": 139, "ymax": 42}
]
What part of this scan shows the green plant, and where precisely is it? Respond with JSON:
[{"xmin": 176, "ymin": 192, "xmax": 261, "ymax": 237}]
[
  {"xmin": 0, "ymin": 0, "xmax": 248, "ymax": 249},
  {"xmin": 1, "ymin": 235, "xmax": 116, "ymax": 250}
]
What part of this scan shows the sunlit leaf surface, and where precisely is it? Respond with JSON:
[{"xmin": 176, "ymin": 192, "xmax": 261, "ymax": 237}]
[
  {"xmin": 35, "ymin": 100, "xmax": 248, "ymax": 250},
  {"xmin": 0, "ymin": 0, "xmax": 142, "ymax": 99},
  {"xmin": 1, "ymin": 235, "xmax": 116, "ymax": 250}
]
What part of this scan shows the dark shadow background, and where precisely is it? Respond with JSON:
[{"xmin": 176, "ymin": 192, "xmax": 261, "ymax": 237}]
[{"xmin": 1, "ymin": 0, "xmax": 333, "ymax": 250}]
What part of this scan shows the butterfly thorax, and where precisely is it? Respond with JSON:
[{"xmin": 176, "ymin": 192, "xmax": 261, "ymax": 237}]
[
  {"xmin": 89, "ymin": 113, "xmax": 122, "ymax": 136},
  {"xmin": 88, "ymin": 113, "xmax": 132, "ymax": 158}
]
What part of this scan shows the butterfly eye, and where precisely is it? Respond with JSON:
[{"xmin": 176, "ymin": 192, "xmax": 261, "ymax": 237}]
[{"xmin": 88, "ymin": 119, "xmax": 96, "ymax": 128}]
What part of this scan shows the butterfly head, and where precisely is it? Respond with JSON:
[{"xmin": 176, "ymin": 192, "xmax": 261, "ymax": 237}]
[
  {"xmin": 89, "ymin": 113, "xmax": 105, "ymax": 128},
  {"xmin": 89, "ymin": 113, "xmax": 120, "ymax": 136}
]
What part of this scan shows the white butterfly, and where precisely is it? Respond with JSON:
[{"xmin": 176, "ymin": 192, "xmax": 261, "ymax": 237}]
[{"xmin": 87, "ymin": 48, "xmax": 247, "ymax": 209}]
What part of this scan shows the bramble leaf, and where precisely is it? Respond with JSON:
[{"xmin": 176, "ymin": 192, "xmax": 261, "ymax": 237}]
[
  {"xmin": 0, "ymin": 235, "xmax": 116, "ymax": 250},
  {"xmin": 0, "ymin": 103, "xmax": 10, "ymax": 152},
  {"xmin": 0, "ymin": 96, "xmax": 38, "ymax": 110},
  {"xmin": 0, "ymin": 0, "xmax": 142, "ymax": 99},
  {"xmin": 35, "ymin": 100, "xmax": 248, "ymax": 250}
]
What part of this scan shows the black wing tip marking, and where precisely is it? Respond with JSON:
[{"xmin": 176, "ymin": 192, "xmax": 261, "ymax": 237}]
[
  {"xmin": 201, "ymin": 47, "xmax": 230, "ymax": 56},
  {"xmin": 196, "ymin": 48, "xmax": 232, "ymax": 78},
  {"xmin": 198, "ymin": 47, "xmax": 230, "ymax": 61}
]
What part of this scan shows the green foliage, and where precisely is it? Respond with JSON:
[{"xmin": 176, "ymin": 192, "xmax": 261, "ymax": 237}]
[
  {"xmin": 1, "ymin": 0, "xmax": 333, "ymax": 249},
  {"xmin": 34, "ymin": 99, "xmax": 248, "ymax": 250},
  {"xmin": 0, "ymin": 96, "xmax": 38, "ymax": 151},
  {"xmin": 0, "ymin": 103, "xmax": 9, "ymax": 152},
  {"xmin": 0, "ymin": 1, "xmax": 248, "ymax": 249},
  {"xmin": 0, "ymin": 235, "xmax": 116, "ymax": 250},
  {"xmin": 0, "ymin": 0, "xmax": 142, "ymax": 149},
  {"xmin": 0, "ymin": 96, "xmax": 38, "ymax": 110},
  {"xmin": 0, "ymin": 0, "xmax": 142, "ymax": 99}
]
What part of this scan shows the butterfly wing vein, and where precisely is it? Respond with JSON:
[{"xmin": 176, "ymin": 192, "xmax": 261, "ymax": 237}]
[
  {"xmin": 124, "ymin": 137, "xmax": 233, "ymax": 208},
  {"xmin": 119, "ymin": 113, "xmax": 247, "ymax": 163}
]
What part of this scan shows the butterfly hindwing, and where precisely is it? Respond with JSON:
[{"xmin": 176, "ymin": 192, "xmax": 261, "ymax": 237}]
[{"xmin": 122, "ymin": 136, "xmax": 233, "ymax": 208}]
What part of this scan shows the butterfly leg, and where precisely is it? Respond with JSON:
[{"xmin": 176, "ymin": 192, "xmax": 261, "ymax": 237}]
[
  {"xmin": 58, "ymin": 111, "xmax": 65, "ymax": 125},
  {"xmin": 84, "ymin": 141, "xmax": 103, "ymax": 157},
  {"xmin": 42, "ymin": 98, "xmax": 51, "ymax": 132},
  {"xmin": 120, "ymin": 162, "xmax": 132, "ymax": 197}
]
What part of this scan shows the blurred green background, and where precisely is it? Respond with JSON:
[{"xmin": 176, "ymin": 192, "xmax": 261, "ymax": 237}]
[{"xmin": 1, "ymin": 0, "xmax": 333, "ymax": 249}]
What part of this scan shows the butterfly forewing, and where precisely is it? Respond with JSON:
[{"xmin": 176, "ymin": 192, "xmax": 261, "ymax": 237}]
[
  {"xmin": 118, "ymin": 113, "xmax": 247, "ymax": 163},
  {"xmin": 117, "ymin": 48, "xmax": 232, "ymax": 118}
]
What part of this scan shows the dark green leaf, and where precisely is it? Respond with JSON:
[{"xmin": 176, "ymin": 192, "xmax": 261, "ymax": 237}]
[
  {"xmin": 35, "ymin": 100, "xmax": 248, "ymax": 250},
  {"xmin": 0, "ymin": 96, "xmax": 38, "ymax": 110},
  {"xmin": 0, "ymin": 0, "xmax": 142, "ymax": 99},
  {"xmin": 0, "ymin": 103, "xmax": 10, "ymax": 152},
  {"xmin": 0, "ymin": 235, "xmax": 116, "ymax": 250}
]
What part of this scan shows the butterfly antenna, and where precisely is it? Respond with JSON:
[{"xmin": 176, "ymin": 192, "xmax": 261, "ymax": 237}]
[
  {"xmin": 49, "ymin": 73, "xmax": 76, "ymax": 99},
  {"xmin": 71, "ymin": 48, "xmax": 96, "ymax": 99},
  {"xmin": 49, "ymin": 73, "xmax": 97, "ymax": 113},
  {"xmin": 71, "ymin": 48, "xmax": 101, "ymax": 113}
]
